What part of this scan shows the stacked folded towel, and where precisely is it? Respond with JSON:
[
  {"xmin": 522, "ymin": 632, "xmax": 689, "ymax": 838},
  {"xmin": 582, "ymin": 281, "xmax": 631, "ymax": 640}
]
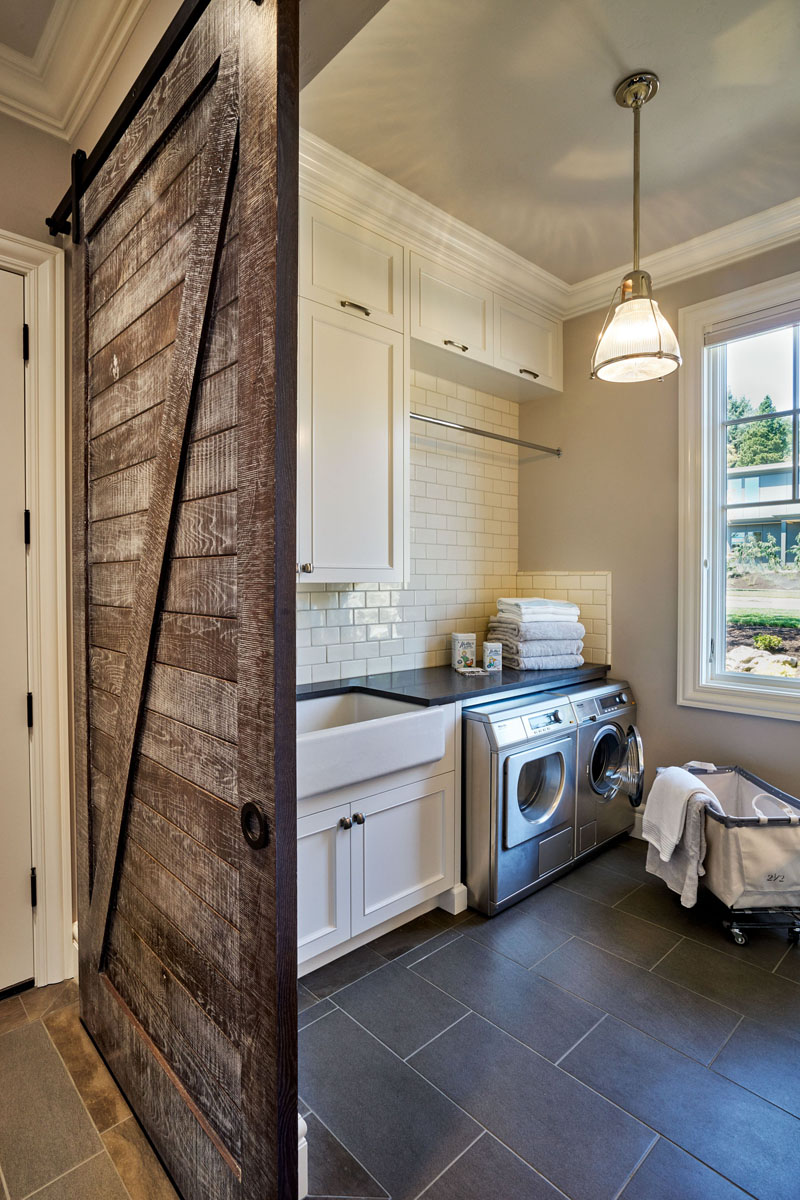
[{"xmin": 488, "ymin": 597, "xmax": 585, "ymax": 670}]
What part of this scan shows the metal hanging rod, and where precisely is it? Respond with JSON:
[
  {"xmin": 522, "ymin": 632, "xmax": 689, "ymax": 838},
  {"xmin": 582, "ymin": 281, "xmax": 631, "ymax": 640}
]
[{"xmin": 410, "ymin": 412, "xmax": 561, "ymax": 458}]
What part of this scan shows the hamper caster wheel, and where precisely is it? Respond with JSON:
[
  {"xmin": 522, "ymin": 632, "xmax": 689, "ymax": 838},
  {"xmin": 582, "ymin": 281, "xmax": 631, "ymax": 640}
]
[{"xmin": 730, "ymin": 928, "xmax": 748, "ymax": 946}]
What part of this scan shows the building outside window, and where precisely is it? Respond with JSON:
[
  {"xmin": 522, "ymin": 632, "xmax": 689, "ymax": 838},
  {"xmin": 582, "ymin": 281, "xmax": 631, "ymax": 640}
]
[{"xmin": 679, "ymin": 273, "xmax": 800, "ymax": 722}]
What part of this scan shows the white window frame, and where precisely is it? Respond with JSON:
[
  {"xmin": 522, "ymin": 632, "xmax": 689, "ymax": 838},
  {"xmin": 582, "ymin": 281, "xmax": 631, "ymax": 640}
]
[{"xmin": 678, "ymin": 270, "xmax": 800, "ymax": 723}]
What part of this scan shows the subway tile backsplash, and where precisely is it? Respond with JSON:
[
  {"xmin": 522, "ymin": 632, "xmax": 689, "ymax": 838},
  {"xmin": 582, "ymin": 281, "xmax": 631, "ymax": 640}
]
[{"xmin": 296, "ymin": 371, "xmax": 611, "ymax": 684}]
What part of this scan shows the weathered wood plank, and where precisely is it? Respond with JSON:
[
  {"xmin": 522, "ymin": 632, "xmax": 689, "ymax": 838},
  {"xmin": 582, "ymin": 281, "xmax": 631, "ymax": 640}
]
[
  {"xmin": 90, "ymin": 561, "xmax": 139, "ymax": 607},
  {"xmin": 133, "ymin": 753, "xmax": 239, "ymax": 866},
  {"xmin": 139, "ymin": 709, "xmax": 236, "ymax": 804},
  {"xmin": 90, "ymin": 605, "xmax": 132, "ymax": 653},
  {"xmin": 90, "ymin": 155, "xmax": 201, "ymax": 313},
  {"xmin": 163, "ymin": 556, "xmax": 237, "ymax": 618},
  {"xmin": 183, "ymin": 429, "xmax": 237, "ymax": 500},
  {"xmin": 128, "ymin": 796, "xmax": 238, "ymax": 925},
  {"xmin": 90, "ymin": 646, "xmax": 126, "ymax": 695},
  {"xmin": 122, "ymin": 840, "xmax": 240, "ymax": 985},
  {"xmin": 90, "ymin": 403, "xmax": 162, "ymax": 482},
  {"xmin": 147, "ymin": 661, "xmax": 237, "ymax": 743},
  {"xmin": 191, "ymin": 364, "xmax": 238, "ymax": 442},
  {"xmin": 114, "ymin": 872, "xmax": 239, "ymax": 1046},
  {"xmin": 108, "ymin": 912, "xmax": 240, "ymax": 1105},
  {"xmin": 106, "ymin": 930, "xmax": 240, "ymax": 1156},
  {"xmin": 215, "ymin": 237, "xmax": 239, "ymax": 310},
  {"xmin": 89, "ymin": 223, "xmax": 193, "ymax": 358},
  {"xmin": 89, "ymin": 513, "xmax": 145, "ymax": 564},
  {"xmin": 154, "ymin": 612, "xmax": 237, "ymax": 682},
  {"xmin": 91, "ymin": 460, "xmax": 154, "ymax": 522},
  {"xmin": 173, "ymin": 494, "xmax": 236, "ymax": 557},
  {"xmin": 89, "ymin": 347, "xmax": 170, "ymax": 440},
  {"xmin": 90, "ymin": 687, "xmax": 118, "ymax": 737},
  {"xmin": 199, "ymin": 300, "xmax": 237, "ymax": 379},
  {"xmin": 90, "ymin": 285, "xmax": 182, "ymax": 397}
]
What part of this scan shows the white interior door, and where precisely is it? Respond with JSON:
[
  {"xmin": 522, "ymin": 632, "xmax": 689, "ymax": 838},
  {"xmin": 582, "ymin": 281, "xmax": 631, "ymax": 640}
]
[{"xmin": 0, "ymin": 268, "xmax": 33, "ymax": 992}]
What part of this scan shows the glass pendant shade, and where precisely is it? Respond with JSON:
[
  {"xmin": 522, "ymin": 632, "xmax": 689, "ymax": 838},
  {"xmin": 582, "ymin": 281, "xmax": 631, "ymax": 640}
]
[{"xmin": 592, "ymin": 289, "xmax": 681, "ymax": 382}]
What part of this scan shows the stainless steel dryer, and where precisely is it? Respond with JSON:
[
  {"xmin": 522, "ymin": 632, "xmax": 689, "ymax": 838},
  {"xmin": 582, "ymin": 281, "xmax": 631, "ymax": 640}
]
[
  {"xmin": 463, "ymin": 693, "xmax": 578, "ymax": 915},
  {"xmin": 570, "ymin": 680, "xmax": 644, "ymax": 857}
]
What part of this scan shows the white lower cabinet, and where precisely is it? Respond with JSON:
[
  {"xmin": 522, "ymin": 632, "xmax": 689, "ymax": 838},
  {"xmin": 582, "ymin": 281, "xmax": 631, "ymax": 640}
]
[{"xmin": 297, "ymin": 772, "xmax": 455, "ymax": 964}]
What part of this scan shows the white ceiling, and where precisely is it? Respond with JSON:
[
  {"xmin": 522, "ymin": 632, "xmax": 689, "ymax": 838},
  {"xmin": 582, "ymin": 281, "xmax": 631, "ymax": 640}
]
[
  {"xmin": 0, "ymin": 0, "xmax": 56, "ymax": 57},
  {"xmin": 300, "ymin": 0, "xmax": 800, "ymax": 284}
]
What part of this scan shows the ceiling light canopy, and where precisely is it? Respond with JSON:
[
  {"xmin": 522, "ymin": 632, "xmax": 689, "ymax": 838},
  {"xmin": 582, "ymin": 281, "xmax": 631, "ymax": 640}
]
[{"xmin": 591, "ymin": 72, "xmax": 681, "ymax": 383}]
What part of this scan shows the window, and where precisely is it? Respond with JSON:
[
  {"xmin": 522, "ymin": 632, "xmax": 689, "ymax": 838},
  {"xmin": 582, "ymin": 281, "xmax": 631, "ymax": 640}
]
[{"xmin": 679, "ymin": 272, "xmax": 800, "ymax": 722}]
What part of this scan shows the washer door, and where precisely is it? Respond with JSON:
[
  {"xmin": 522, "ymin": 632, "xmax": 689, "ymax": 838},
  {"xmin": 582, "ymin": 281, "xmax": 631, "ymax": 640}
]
[
  {"xmin": 588, "ymin": 722, "xmax": 644, "ymax": 806},
  {"xmin": 504, "ymin": 736, "xmax": 573, "ymax": 849}
]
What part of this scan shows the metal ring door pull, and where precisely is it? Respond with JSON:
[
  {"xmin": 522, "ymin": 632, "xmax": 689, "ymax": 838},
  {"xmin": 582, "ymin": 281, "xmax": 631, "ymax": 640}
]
[
  {"xmin": 443, "ymin": 339, "xmax": 469, "ymax": 352},
  {"xmin": 241, "ymin": 802, "xmax": 270, "ymax": 849},
  {"xmin": 339, "ymin": 816, "xmax": 353, "ymax": 830},
  {"xmin": 353, "ymin": 812, "xmax": 365, "ymax": 825}
]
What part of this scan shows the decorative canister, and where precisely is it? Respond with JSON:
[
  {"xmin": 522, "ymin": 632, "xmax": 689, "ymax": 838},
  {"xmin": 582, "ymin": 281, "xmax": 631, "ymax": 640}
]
[
  {"xmin": 483, "ymin": 641, "xmax": 502, "ymax": 672},
  {"xmin": 451, "ymin": 633, "xmax": 476, "ymax": 669}
]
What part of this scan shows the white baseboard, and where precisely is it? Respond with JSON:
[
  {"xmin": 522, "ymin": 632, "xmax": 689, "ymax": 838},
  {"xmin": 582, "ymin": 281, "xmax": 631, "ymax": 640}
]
[
  {"xmin": 298, "ymin": 1113, "xmax": 308, "ymax": 1200},
  {"xmin": 437, "ymin": 883, "xmax": 468, "ymax": 915}
]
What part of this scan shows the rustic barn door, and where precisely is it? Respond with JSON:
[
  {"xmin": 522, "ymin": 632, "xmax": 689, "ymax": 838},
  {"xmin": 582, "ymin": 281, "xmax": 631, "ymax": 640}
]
[{"xmin": 70, "ymin": 2, "xmax": 298, "ymax": 1197}]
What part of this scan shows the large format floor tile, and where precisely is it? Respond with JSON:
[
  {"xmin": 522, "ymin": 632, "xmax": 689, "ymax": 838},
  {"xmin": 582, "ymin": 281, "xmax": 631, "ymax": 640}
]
[
  {"xmin": 620, "ymin": 1138, "xmax": 752, "ymax": 1200},
  {"xmin": 301, "ymin": 946, "xmax": 388, "ymax": 999},
  {"xmin": 654, "ymin": 938, "xmax": 800, "ymax": 1037},
  {"xmin": 533, "ymin": 937, "xmax": 741, "ymax": 1064},
  {"xmin": 411, "ymin": 1012, "xmax": 655, "ymax": 1200},
  {"xmin": 299, "ymin": 997, "xmax": 336, "ymax": 1031},
  {"xmin": 0, "ymin": 1022, "xmax": 102, "ymax": 1199},
  {"xmin": 334, "ymin": 961, "xmax": 468, "ymax": 1059},
  {"xmin": 562, "ymin": 1015, "xmax": 800, "ymax": 1200},
  {"xmin": 305, "ymin": 1114, "xmax": 388, "ymax": 1198},
  {"xmin": 420, "ymin": 1132, "xmax": 562, "ymax": 1200},
  {"xmin": 712, "ymin": 1019, "xmax": 800, "ymax": 1117},
  {"xmin": 461, "ymin": 905, "xmax": 571, "ymax": 968},
  {"xmin": 102, "ymin": 1117, "xmax": 180, "ymax": 1200},
  {"xmin": 591, "ymin": 838, "xmax": 651, "ymax": 883},
  {"xmin": 299, "ymin": 1008, "xmax": 480, "ymax": 1200},
  {"xmin": 516, "ymin": 882, "xmax": 680, "ymax": 968},
  {"xmin": 44, "ymin": 1004, "xmax": 131, "ymax": 1132},
  {"xmin": 616, "ymin": 880, "xmax": 790, "ymax": 969},
  {"xmin": 554, "ymin": 857, "xmax": 642, "ymax": 907},
  {"xmin": 412, "ymin": 935, "xmax": 602, "ymax": 1062},
  {"xmin": 32, "ymin": 1153, "xmax": 129, "ymax": 1199}
]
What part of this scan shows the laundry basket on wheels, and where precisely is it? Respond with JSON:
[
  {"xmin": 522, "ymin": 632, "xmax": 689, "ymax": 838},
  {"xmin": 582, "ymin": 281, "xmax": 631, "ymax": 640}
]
[{"xmin": 687, "ymin": 765, "xmax": 800, "ymax": 946}]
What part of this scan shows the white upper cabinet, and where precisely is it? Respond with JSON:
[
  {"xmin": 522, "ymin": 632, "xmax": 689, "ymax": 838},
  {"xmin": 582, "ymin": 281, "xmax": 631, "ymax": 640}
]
[
  {"xmin": 409, "ymin": 253, "xmax": 494, "ymax": 366},
  {"xmin": 493, "ymin": 294, "xmax": 562, "ymax": 393},
  {"xmin": 297, "ymin": 299, "xmax": 405, "ymax": 583},
  {"xmin": 300, "ymin": 198, "xmax": 404, "ymax": 333}
]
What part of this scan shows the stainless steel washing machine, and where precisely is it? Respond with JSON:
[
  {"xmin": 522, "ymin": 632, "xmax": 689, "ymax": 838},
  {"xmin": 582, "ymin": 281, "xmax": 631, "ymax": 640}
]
[
  {"xmin": 463, "ymin": 692, "xmax": 578, "ymax": 915},
  {"xmin": 570, "ymin": 680, "xmax": 644, "ymax": 857}
]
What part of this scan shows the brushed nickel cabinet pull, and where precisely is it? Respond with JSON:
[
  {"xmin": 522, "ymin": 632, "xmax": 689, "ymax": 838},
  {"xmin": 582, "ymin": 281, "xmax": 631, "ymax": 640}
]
[
  {"xmin": 340, "ymin": 299, "xmax": 371, "ymax": 317},
  {"xmin": 519, "ymin": 367, "xmax": 540, "ymax": 379},
  {"xmin": 444, "ymin": 339, "xmax": 469, "ymax": 352}
]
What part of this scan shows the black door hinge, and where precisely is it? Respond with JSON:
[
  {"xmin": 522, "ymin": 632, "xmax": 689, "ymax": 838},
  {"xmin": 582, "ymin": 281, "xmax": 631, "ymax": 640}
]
[
  {"xmin": 30, "ymin": 868, "xmax": 37, "ymax": 909},
  {"xmin": 24, "ymin": 510, "xmax": 30, "ymax": 545},
  {"xmin": 22, "ymin": 324, "xmax": 29, "ymax": 362},
  {"xmin": 26, "ymin": 693, "xmax": 33, "ymax": 728}
]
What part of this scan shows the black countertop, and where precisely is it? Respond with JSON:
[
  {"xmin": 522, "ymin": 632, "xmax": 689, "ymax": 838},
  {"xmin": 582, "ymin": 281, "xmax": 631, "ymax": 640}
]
[{"xmin": 296, "ymin": 663, "xmax": 609, "ymax": 707}]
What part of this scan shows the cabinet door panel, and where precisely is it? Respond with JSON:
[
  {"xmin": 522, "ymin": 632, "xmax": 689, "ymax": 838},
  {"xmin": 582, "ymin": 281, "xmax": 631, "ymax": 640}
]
[
  {"xmin": 410, "ymin": 253, "xmax": 493, "ymax": 365},
  {"xmin": 494, "ymin": 294, "xmax": 562, "ymax": 391},
  {"xmin": 298, "ymin": 299, "xmax": 404, "ymax": 582},
  {"xmin": 351, "ymin": 774, "xmax": 455, "ymax": 936},
  {"xmin": 300, "ymin": 199, "xmax": 404, "ymax": 333},
  {"xmin": 297, "ymin": 804, "xmax": 351, "ymax": 963}
]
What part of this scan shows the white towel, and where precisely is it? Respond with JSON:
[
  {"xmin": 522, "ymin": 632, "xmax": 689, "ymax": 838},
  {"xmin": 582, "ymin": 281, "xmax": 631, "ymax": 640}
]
[
  {"xmin": 646, "ymin": 797, "xmax": 708, "ymax": 907},
  {"xmin": 642, "ymin": 767, "xmax": 718, "ymax": 863},
  {"xmin": 488, "ymin": 619, "xmax": 586, "ymax": 641},
  {"xmin": 506, "ymin": 653, "xmax": 584, "ymax": 671},
  {"xmin": 497, "ymin": 597, "xmax": 580, "ymax": 620},
  {"xmin": 495, "ymin": 637, "xmax": 584, "ymax": 657}
]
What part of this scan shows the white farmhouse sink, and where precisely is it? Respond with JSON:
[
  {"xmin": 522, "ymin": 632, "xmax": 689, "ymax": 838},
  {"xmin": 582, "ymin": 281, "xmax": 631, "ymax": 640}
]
[{"xmin": 296, "ymin": 693, "xmax": 446, "ymax": 800}]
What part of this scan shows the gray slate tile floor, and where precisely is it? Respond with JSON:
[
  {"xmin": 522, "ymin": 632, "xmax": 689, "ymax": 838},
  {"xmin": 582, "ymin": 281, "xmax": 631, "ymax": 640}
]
[{"xmin": 299, "ymin": 836, "xmax": 800, "ymax": 1200}]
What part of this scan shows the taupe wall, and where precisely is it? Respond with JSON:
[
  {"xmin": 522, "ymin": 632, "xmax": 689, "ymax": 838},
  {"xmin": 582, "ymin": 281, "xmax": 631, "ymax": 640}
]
[
  {"xmin": 519, "ymin": 243, "xmax": 800, "ymax": 795},
  {"xmin": 0, "ymin": 112, "xmax": 69, "ymax": 241}
]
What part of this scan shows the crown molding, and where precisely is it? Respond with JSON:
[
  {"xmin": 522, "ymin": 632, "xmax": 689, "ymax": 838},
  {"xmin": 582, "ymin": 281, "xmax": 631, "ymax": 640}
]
[
  {"xmin": 300, "ymin": 129, "xmax": 570, "ymax": 320},
  {"xmin": 564, "ymin": 196, "xmax": 800, "ymax": 319},
  {"xmin": 0, "ymin": 0, "xmax": 148, "ymax": 140}
]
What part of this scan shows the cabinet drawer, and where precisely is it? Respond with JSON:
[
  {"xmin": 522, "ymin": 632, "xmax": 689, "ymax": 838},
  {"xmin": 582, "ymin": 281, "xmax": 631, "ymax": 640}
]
[
  {"xmin": 410, "ymin": 253, "xmax": 493, "ymax": 365},
  {"xmin": 300, "ymin": 199, "xmax": 404, "ymax": 333},
  {"xmin": 350, "ymin": 773, "xmax": 455, "ymax": 936},
  {"xmin": 493, "ymin": 293, "xmax": 562, "ymax": 391},
  {"xmin": 297, "ymin": 805, "xmax": 351, "ymax": 963}
]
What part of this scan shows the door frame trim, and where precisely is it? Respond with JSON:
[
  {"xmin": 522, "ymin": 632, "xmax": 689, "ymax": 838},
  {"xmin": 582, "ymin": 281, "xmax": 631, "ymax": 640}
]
[{"xmin": 0, "ymin": 229, "xmax": 71, "ymax": 987}]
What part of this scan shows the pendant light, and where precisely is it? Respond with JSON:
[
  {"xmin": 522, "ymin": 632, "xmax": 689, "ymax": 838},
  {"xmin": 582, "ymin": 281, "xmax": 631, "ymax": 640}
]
[{"xmin": 591, "ymin": 72, "xmax": 681, "ymax": 383}]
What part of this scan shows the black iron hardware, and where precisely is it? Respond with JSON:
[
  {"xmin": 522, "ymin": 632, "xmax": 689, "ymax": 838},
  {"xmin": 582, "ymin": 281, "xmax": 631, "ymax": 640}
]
[
  {"xmin": 240, "ymin": 801, "xmax": 270, "ymax": 849},
  {"xmin": 519, "ymin": 367, "xmax": 540, "ymax": 379},
  {"xmin": 26, "ymin": 693, "xmax": 33, "ymax": 728},
  {"xmin": 24, "ymin": 510, "xmax": 30, "ymax": 546},
  {"xmin": 22, "ymin": 324, "xmax": 29, "ymax": 362},
  {"xmin": 30, "ymin": 868, "xmax": 37, "ymax": 909},
  {"xmin": 70, "ymin": 151, "xmax": 87, "ymax": 245}
]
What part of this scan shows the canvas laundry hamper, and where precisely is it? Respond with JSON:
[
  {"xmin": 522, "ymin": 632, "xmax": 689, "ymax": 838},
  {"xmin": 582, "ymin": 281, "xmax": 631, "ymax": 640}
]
[{"xmin": 689, "ymin": 765, "xmax": 800, "ymax": 910}]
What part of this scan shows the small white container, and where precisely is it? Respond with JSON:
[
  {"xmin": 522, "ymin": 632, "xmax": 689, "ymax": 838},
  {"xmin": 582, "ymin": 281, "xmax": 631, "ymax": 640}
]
[
  {"xmin": 451, "ymin": 633, "xmax": 476, "ymax": 669},
  {"xmin": 483, "ymin": 642, "xmax": 502, "ymax": 672}
]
